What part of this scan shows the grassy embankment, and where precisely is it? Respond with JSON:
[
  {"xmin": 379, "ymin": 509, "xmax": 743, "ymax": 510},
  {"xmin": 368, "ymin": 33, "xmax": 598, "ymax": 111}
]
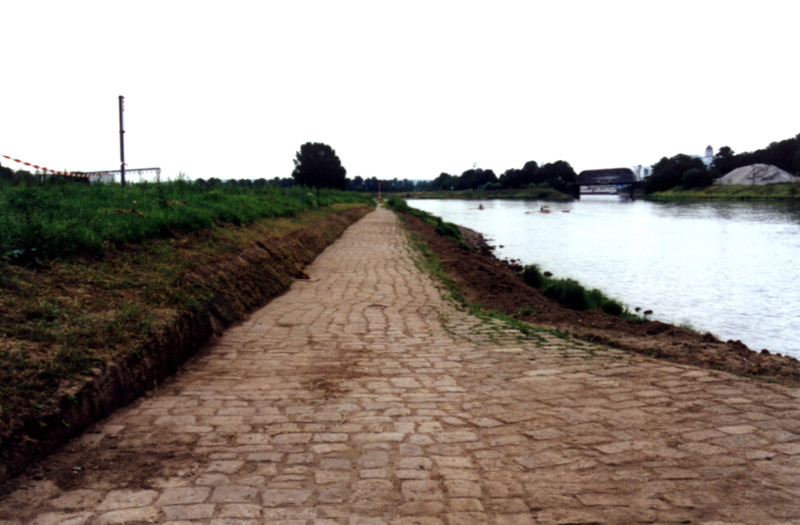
[
  {"xmin": 649, "ymin": 182, "xmax": 800, "ymax": 201},
  {"xmin": 0, "ymin": 180, "xmax": 372, "ymax": 433},
  {"xmin": 402, "ymin": 186, "xmax": 574, "ymax": 201}
]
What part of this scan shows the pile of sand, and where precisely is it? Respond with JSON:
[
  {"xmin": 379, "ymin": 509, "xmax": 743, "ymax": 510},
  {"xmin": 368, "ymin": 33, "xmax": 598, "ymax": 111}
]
[{"xmin": 717, "ymin": 164, "xmax": 800, "ymax": 185}]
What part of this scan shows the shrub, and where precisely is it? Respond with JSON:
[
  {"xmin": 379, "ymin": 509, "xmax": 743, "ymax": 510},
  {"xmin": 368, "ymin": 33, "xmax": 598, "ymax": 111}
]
[
  {"xmin": 543, "ymin": 278, "xmax": 590, "ymax": 310},
  {"xmin": 600, "ymin": 298, "xmax": 624, "ymax": 315},
  {"xmin": 521, "ymin": 264, "xmax": 545, "ymax": 288},
  {"xmin": 522, "ymin": 265, "xmax": 627, "ymax": 316},
  {"xmin": 434, "ymin": 218, "xmax": 462, "ymax": 242}
]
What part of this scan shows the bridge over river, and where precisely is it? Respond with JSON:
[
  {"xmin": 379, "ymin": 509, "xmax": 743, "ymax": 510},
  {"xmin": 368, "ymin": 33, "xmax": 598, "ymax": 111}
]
[{"xmin": 577, "ymin": 168, "xmax": 639, "ymax": 196}]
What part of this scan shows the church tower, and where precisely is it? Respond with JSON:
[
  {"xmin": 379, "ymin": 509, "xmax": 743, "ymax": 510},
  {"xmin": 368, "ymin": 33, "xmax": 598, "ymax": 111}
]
[{"xmin": 704, "ymin": 145, "xmax": 713, "ymax": 167}]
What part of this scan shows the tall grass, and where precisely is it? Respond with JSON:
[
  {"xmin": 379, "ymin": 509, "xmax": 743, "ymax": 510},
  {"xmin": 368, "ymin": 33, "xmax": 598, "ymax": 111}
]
[
  {"xmin": 0, "ymin": 180, "xmax": 371, "ymax": 265},
  {"xmin": 522, "ymin": 264, "xmax": 626, "ymax": 316}
]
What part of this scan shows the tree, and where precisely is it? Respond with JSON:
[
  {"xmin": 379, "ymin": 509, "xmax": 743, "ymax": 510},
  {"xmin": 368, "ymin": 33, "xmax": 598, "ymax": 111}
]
[
  {"xmin": 711, "ymin": 146, "xmax": 737, "ymax": 176},
  {"xmin": 536, "ymin": 160, "xmax": 577, "ymax": 192},
  {"xmin": 454, "ymin": 168, "xmax": 497, "ymax": 190},
  {"xmin": 498, "ymin": 161, "xmax": 540, "ymax": 189},
  {"xmin": 291, "ymin": 142, "xmax": 347, "ymax": 205},
  {"xmin": 429, "ymin": 172, "xmax": 456, "ymax": 191},
  {"xmin": 682, "ymin": 168, "xmax": 713, "ymax": 189},
  {"xmin": 0, "ymin": 162, "xmax": 14, "ymax": 181},
  {"xmin": 645, "ymin": 154, "xmax": 707, "ymax": 193},
  {"xmin": 794, "ymin": 149, "xmax": 800, "ymax": 176},
  {"xmin": 346, "ymin": 175, "xmax": 365, "ymax": 192}
]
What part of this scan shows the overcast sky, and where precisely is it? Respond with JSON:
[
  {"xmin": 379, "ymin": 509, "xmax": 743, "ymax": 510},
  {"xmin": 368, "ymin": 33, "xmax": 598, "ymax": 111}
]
[{"xmin": 2, "ymin": 0, "xmax": 798, "ymax": 182}]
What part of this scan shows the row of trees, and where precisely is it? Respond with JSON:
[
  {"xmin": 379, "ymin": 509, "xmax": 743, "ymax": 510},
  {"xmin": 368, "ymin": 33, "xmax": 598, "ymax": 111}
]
[
  {"xmin": 645, "ymin": 133, "xmax": 800, "ymax": 193},
  {"xmin": 711, "ymin": 134, "xmax": 800, "ymax": 176},
  {"xmin": 290, "ymin": 134, "xmax": 797, "ymax": 197},
  {"xmin": 420, "ymin": 160, "xmax": 577, "ymax": 193},
  {"xmin": 285, "ymin": 143, "xmax": 579, "ymax": 197}
]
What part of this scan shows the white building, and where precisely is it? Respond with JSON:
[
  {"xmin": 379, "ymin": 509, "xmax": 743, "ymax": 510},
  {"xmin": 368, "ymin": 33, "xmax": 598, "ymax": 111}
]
[
  {"xmin": 703, "ymin": 145, "xmax": 713, "ymax": 167},
  {"xmin": 685, "ymin": 145, "xmax": 714, "ymax": 168}
]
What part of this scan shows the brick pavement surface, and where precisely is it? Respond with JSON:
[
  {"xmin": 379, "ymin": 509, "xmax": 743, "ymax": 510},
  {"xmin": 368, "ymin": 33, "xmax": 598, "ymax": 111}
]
[{"xmin": 1, "ymin": 207, "xmax": 799, "ymax": 524}]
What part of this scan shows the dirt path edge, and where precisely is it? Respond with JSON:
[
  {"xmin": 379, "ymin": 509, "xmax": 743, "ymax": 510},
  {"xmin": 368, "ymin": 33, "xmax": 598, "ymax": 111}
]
[{"xmin": 0, "ymin": 205, "xmax": 372, "ymax": 488}]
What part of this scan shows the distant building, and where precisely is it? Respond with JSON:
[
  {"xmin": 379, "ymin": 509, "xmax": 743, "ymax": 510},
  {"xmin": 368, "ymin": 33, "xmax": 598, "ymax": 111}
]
[{"xmin": 688, "ymin": 145, "xmax": 714, "ymax": 168}]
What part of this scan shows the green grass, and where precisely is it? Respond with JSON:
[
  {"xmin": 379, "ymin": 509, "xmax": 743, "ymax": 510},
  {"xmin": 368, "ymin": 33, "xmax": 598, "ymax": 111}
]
[
  {"xmin": 649, "ymin": 182, "xmax": 800, "ymax": 201},
  {"xmin": 521, "ymin": 264, "xmax": 631, "ymax": 317},
  {"xmin": 0, "ymin": 179, "xmax": 372, "ymax": 266}
]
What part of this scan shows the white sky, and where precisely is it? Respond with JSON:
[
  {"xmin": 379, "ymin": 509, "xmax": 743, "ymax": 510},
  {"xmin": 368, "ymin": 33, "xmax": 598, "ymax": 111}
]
[{"xmin": 1, "ymin": 0, "xmax": 798, "ymax": 181}]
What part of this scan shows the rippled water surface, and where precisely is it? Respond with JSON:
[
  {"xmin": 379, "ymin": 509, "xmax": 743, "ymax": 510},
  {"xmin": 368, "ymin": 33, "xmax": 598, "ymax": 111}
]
[{"xmin": 408, "ymin": 197, "xmax": 800, "ymax": 359}]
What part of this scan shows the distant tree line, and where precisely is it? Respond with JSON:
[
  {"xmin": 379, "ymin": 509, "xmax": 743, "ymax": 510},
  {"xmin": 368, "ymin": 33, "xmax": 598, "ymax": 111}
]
[
  {"xmin": 644, "ymin": 133, "xmax": 800, "ymax": 193},
  {"xmin": 346, "ymin": 176, "xmax": 417, "ymax": 193},
  {"xmin": 10, "ymin": 133, "xmax": 796, "ymax": 197},
  {"xmin": 0, "ymin": 163, "xmax": 91, "ymax": 185},
  {"xmin": 418, "ymin": 160, "xmax": 577, "ymax": 194}
]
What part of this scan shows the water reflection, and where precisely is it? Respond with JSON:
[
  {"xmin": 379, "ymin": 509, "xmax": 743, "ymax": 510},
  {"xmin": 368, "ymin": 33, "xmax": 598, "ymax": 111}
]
[{"xmin": 408, "ymin": 198, "xmax": 800, "ymax": 359}]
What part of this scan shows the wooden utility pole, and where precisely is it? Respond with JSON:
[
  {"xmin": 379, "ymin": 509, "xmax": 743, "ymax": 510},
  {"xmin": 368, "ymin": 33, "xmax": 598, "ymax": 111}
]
[{"xmin": 119, "ymin": 95, "xmax": 126, "ymax": 187}]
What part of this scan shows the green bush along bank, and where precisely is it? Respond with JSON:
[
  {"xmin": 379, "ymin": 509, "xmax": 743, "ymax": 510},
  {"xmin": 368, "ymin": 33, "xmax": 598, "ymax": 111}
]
[{"xmin": 522, "ymin": 264, "xmax": 629, "ymax": 317}]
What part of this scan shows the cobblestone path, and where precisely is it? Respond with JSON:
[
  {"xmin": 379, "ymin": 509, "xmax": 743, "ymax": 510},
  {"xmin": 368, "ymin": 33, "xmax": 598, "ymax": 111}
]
[{"xmin": 1, "ymin": 207, "xmax": 799, "ymax": 524}]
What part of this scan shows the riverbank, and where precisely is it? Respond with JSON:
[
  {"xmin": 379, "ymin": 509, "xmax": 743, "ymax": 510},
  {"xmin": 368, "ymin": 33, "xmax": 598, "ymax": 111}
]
[
  {"xmin": 396, "ymin": 209, "xmax": 800, "ymax": 386},
  {"xmin": 0, "ymin": 203, "xmax": 372, "ymax": 486},
  {"xmin": 649, "ymin": 182, "xmax": 800, "ymax": 201},
  {"xmin": 402, "ymin": 187, "xmax": 574, "ymax": 201}
]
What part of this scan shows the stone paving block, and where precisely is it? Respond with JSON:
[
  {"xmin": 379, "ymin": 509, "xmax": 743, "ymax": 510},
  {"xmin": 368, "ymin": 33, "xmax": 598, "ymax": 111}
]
[
  {"xmin": 261, "ymin": 488, "xmax": 312, "ymax": 507},
  {"xmin": 161, "ymin": 503, "xmax": 216, "ymax": 520},
  {"xmin": 156, "ymin": 487, "xmax": 211, "ymax": 506},
  {"xmin": 49, "ymin": 490, "xmax": 104, "ymax": 509},
  {"xmin": 29, "ymin": 512, "xmax": 93, "ymax": 525},
  {"xmin": 95, "ymin": 507, "xmax": 158, "ymax": 524},
  {"xmin": 401, "ymin": 480, "xmax": 444, "ymax": 502},
  {"xmin": 211, "ymin": 485, "xmax": 260, "ymax": 503},
  {"xmin": 97, "ymin": 489, "xmax": 158, "ymax": 511},
  {"xmin": 218, "ymin": 503, "xmax": 262, "ymax": 518},
  {"xmin": 206, "ymin": 460, "xmax": 246, "ymax": 474}
]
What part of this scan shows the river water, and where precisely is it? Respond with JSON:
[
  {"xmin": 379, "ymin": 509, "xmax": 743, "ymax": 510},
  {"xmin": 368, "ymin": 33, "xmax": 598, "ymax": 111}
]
[{"xmin": 407, "ymin": 197, "xmax": 800, "ymax": 360}]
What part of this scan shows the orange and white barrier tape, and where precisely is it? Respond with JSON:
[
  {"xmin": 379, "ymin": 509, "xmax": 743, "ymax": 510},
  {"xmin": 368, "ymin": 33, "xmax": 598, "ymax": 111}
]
[{"xmin": 1, "ymin": 154, "xmax": 90, "ymax": 178}]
